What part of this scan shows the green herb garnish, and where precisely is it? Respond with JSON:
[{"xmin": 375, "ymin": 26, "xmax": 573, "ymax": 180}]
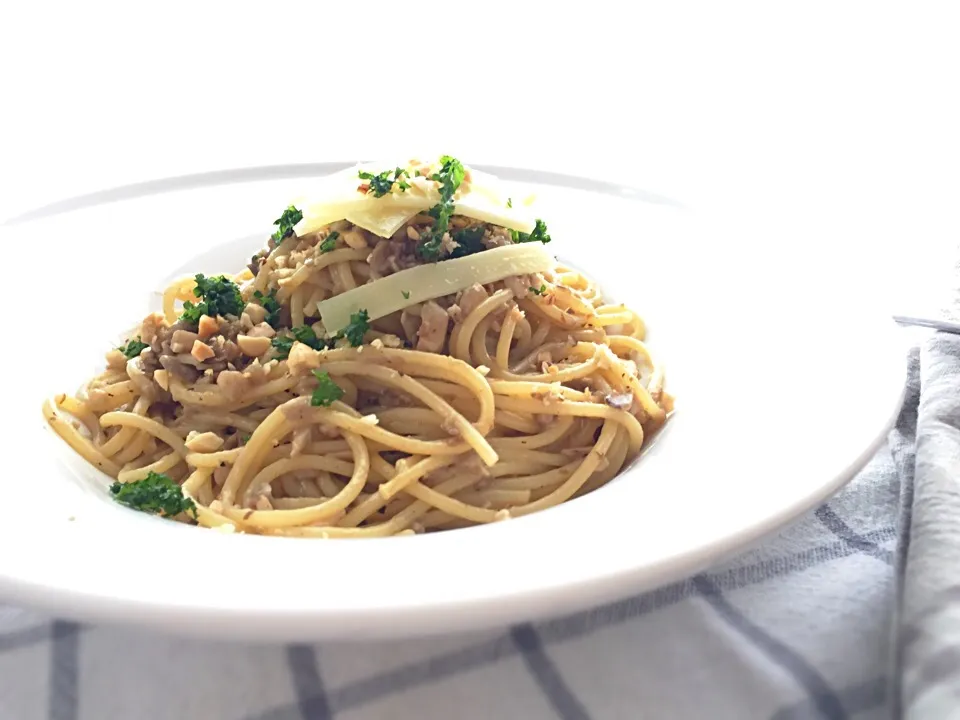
[
  {"xmin": 417, "ymin": 156, "xmax": 467, "ymax": 261},
  {"xmin": 401, "ymin": 290, "xmax": 411, "ymax": 300},
  {"xmin": 511, "ymin": 219, "xmax": 551, "ymax": 245},
  {"xmin": 271, "ymin": 205, "xmax": 303, "ymax": 244},
  {"xmin": 529, "ymin": 284, "xmax": 547, "ymax": 296},
  {"xmin": 311, "ymin": 370, "xmax": 344, "ymax": 407},
  {"xmin": 341, "ymin": 309, "xmax": 370, "ymax": 347},
  {"xmin": 507, "ymin": 197, "xmax": 513, "ymax": 208},
  {"xmin": 118, "ymin": 336, "xmax": 149, "ymax": 359},
  {"xmin": 110, "ymin": 472, "xmax": 196, "ymax": 519},
  {"xmin": 271, "ymin": 325, "xmax": 324, "ymax": 359},
  {"xmin": 253, "ymin": 290, "xmax": 282, "ymax": 328},
  {"xmin": 358, "ymin": 167, "xmax": 411, "ymax": 197},
  {"xmin": 180, "ymin": 274, "xmax": 244, "ymax": 324},
  {"xmin": 449, "ymin": 226, "xmax": 486, "ymax": 259},
  {"xmin": 319, "ymin": 231, "xmax": 340, "ymax": 253}
]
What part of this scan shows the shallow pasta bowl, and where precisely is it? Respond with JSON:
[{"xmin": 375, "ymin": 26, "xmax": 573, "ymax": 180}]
[{"xmin": 0, "ymin": 163, "xmax": 905, "ymax": 641}]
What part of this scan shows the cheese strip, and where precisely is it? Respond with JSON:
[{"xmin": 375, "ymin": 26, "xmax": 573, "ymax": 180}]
[{"xmin": 318, "ymin": 244, "xmax": 555, "ymax": 335}]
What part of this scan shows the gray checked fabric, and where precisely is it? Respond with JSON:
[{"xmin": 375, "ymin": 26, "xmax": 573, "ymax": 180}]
[{"xmin": 4, "ymin": 334, "xmax": 960, "ymax": 719}]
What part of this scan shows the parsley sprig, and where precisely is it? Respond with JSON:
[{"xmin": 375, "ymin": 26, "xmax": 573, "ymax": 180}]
[
  {"xmin": 319, "ymin": 231, "xmax": 340, "ymax": 253},
  {"xmin": 252, "ymin": 290, "xmax": 282, "ymax": 328},
  {"xmin": 271, "ymin": 205, "xmax": 303, "ymax": 245},
  {"xmin": 118, "ymin": 336, "xmax": 149, "ymax": 359},
  {"xmin": 311, "ymin": 370, "xmax": 344, "ymax": 407},
  {"xmin": 180, "ymin": 274, "xmax": 244, "ymax": 324},
  {"xmin": 110, "ymin": 472, "xmax": 197, "ymax": 519},
  {"xmin": 529, "ymin": 284, "xmax": 547, "ymax": 296},
  {"xmin": 511, "ymin": 218, "xmax": 552, "ymax": 245},
  {"xmin": 271, "ymin": 310, "xmax": 371, "ymax": 359},
  {"xmin": 417, "ymin": 155, "xmax": 466, "ymax": 261},
  {"xmin": 358, "ymin": 168, "xmax": 411, "ymax": 197}
]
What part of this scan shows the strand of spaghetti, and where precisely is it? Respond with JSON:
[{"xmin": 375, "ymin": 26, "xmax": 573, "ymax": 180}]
[
  {"xmin": 230, "ymin": 456, "xmax": 361, "ymax": 526},
  {"xmin": 494, "ymin": 460, "xmax": 579, "ymax": 491},
  {"xmin": 334, "ymin": 261, "xmax": 357, "ymax": 292},
  {"xmin": 496, "ymin": 308, "xmax": 519, "ymax": 369},
  {"xmin": 487, "ymin": 459, "xmax": 567, "ymax": 478},
  {"xmin": 267, "ymin": 472, "xmax": 481, "ymax": 537},
  {"xmin": 111, "ymin": 428, "xmax": 153, "ymax": 465},
  {"xmin": 456, "ymin": 488, "xmax": 532, "ymax": 507},
  {"xmin": 222, "ymin": 435, "xmax": 370, "ymax": 529},
  {"xmin": 83, "ymin": 381, "xmax": 137, "ymax": 412},
  {"xmin": 493, "ymin": 395, "xmax": 644, "ymax": 456},
  {"xmin": 538, "ymin": 283, "xmax": 598, "ymax": 319},
  {"xmin": 513, "ymin": 316, "xmax": 553, "ymax": 360},
  {"xmin": 170, "ymin": 375, "xmax": 297, "ymax": 409},
  {"xmin": 53, "ymin": 395, "xmax": 101, "ymax": 441},
  {"xmin": 319, "ymin": 361, "xmax": 497, "ymax": 465},
  {"xmin": 42, "ymin": 399, "xmax": 122, "ymax": 476},
  {"xmin": 275, "ymin": 248, "xmax": 369, "ymax": 301},
  {"xmin": 340, "ymin": 456, "xmax": 459, "ymax": 527},
  {"xmin": 486, "ymin": 379, "xmax": 591, "ymax": 402},
  {"xmin": 116, "ymin": 451, "xmax": 181, "ymax": 484},
  {"xmin": 241, "ymin": 454, "xmax": 356, "ymax": 506},
  {"xmin": 290, "ymin": 285, "xmax": 306, "ymax": 327},
  {"xmin": 592, "ymin": 309, "xmax": 634, "ymax": 327},
  {"xmin": 595, "ymin": 346, "xmax": 665, "ymax": 425},
  {"xmin": 220, "ymin": 398, "xmax": 462, "ymax": 504},
  {"xmin": 488, "ymin": 415, "xmax": 574, "ymax": 449},
  {"xmin": 578, "ymin": 425, "xmax": 630, "ymax": 497},
  {"xmin": 493, "ymin": 344, "xmax": 602, "ymax": 384},
  {"xmin": 452, "ymin": 289, "xmax": 513, "ymax": 363},
  {"xmin": 608, "ymin": 335, "xmax": 656, "ymax": 371},
  {"xmin": 490, "ymin": 448, "xmax": 572, "ymax": 467},
  {"xmin": 184, "ymin": 411, "xmax": 262, "ymax": 433},
  {"xmin": 98, "ymin": 412, "xmax": 190, "ymax": 457},
  {"xmin": 399, "ymin": 481, "xmax": 499, "ymax": 523},
  {"xmin": 493, "ymin": 410, "xmax": 542, "ymax": 434},
  {"xmin": 320, "ymin": 345, "xmax": 496, "ymax": 404},
  {"xmin": 378, "ymin": 455, "xmax": 458, "ymax": 501},
  {"xmin": 508, "ymin": 419, "xmax": 618, "ymax": 517},
  {"xmin": 98, "ymin": 395, "xmax": 150, "ymax": 457},
  {"xmin": 518, "ymin": 297, "xmax": 586, "ymax": 331}
]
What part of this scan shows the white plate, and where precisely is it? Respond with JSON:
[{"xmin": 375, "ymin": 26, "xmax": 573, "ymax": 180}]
[{"xmin": 0, "ymin": 164, "xmax": 905, "ymax": 642}]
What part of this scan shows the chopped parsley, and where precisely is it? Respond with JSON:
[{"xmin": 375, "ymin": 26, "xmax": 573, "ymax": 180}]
[
  {"xmin": 180, "ymin": 274, "xmax": 244, "ymax": 323},
  {"xmin": 401, "ymin": 290, "xmax": 410, "ymax": 300},
  {"xmin": 118, "ymin": 336, "xmax": 149, "ymax": 359},
  {"xmin": 240, "ymin": 433, "xmax": 252, "ymax": 444},
  {"xmin": 271, "ymin": 325, "xmax": 324, "ymax": 359},
  {"xmin": 358, "ymin": 167, "xmax": 411, "ymax": 197},
  {"xmin": 417, "ymin": 156, "xmax": 467, "ymax": 261},
  {"xmin": 253, "ymin": 290, "xmax": 282, "ymax": 328},
  {"xmin": 448, "ymin": 226, "xmax": 486, "ymax": 259},
  {"xmin": 507, "ymin": 197, "xmax": 513, "ymax": 208},
  {"xmin": 511, "ymin": 219, "xmax": 552, "ymax": 245},
  {"xmin": 271, "ymin": 310, "xmax": 369, "ymax": 358},
  {"xmin": 319, "ymin": 231, "xmax": 340, "ymax": 253},
  {"xmin": 110, "ymin": 472, "xmax": 196, "ymax": 519},
  {"xmin": 529, "ymin": 284, "xmax": 547, "ymax": 296},
  {"xmin": 271, "ymin": 205, "xmax": 303, "ymax": 244},
  {"xmin": 341, "ymin": 309, "xmax": 370, "ymax": 347},
  {"xmin": 311, "ymin": 370, "xmax": 344, "ymax": 407}
]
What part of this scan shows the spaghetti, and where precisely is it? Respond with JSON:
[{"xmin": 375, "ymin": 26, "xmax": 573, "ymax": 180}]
[{"xmin": 44, "ymin": 157, "xmax": 672, "ymax": 537}]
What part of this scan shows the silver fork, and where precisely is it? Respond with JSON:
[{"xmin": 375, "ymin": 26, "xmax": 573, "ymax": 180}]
[{"xmin": 893, "ymin": 315, "xmax": 960, "ymax": 335}]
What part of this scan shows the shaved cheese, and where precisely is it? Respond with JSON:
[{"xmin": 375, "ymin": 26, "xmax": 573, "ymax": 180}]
[
  {"xmin": 318, "ymin": 244, "xmax": 555, "ymax": 335},
  {"xmin": 293, "ymin": 159, "xmax": 539, "ymax": 238}
]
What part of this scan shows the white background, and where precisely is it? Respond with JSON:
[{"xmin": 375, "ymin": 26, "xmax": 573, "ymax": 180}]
[{"xmin": 1, "ymin": 2, "xmax": 958, "ymax": 314}]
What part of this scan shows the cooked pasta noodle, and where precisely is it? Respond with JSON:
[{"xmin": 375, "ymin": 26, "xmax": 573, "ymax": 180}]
[{"xmin": 44, "ymin": 156, "xmax": 672, "ymax": 537}]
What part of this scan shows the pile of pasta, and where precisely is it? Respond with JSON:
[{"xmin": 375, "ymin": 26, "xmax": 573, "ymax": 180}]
[{"xmin": 44, "ymin": 158, "xmax": 672, "ymax": 537}]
